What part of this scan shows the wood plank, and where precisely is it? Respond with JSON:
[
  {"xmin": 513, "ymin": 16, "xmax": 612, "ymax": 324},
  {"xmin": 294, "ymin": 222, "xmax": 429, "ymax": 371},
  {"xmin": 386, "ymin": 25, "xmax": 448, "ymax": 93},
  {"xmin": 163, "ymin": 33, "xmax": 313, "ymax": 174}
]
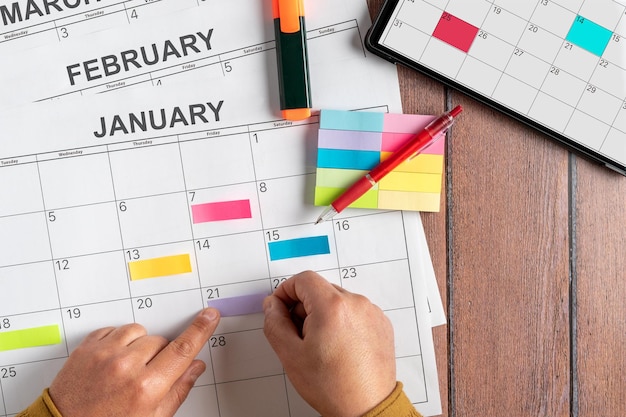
[
  {"xmin": 575, "ymin": 158, "xmax": 626, "ymax": 417},
  {"xmin": 448, "ymin": 93, "xmax": 571, "ymax": 417}
]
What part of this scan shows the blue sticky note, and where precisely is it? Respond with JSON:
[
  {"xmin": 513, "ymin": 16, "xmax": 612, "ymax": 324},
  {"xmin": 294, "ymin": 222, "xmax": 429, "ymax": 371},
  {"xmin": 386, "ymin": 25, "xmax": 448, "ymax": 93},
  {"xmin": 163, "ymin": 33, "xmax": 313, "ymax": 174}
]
[
  {"xmin": 317, "ymin": 148, "xmax": 380, "ymax": 170},
  {"xmin": 268, "ymin": 236, "xmax": 331, "ymax": 261}
]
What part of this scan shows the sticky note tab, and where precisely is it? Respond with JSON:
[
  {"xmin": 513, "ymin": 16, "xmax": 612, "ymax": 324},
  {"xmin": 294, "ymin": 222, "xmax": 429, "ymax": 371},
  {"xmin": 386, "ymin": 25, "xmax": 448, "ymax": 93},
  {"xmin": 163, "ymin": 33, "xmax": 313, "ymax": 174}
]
[
  {"xmin": 382, "ymin": 153, "xmax": 444, "ymax": 174},
  {"xmin": 315, "ymin": 110, "xmax": 446, "ymax": 213},
  {"xmin": 207, "ymin": 293, "xmax": 268, "ymax": 317},
  {"xmin": 318, "ymin": 129, "xmax": 382, "ymax": 151},
  {"xmin": 320, "ymin": 109, "xmax": 384, "ymax": 132},
  {"xmin": 192, "ymin": 199, "xmax": 252, "ymax": 223},
  {"xmin": 379, "ymin": 172, "xmax": 442, "ymax": 193},
  {"xmin": 378, "ymin": 190, "xmax": 441, "ymax": 212},
  {"xmin": 128, "ymin": 254, "xmax": 192, "ymax": 281},
  {"xmin": 315, "ymin": 168, "xmax": 365, "ymax": 188},
  {"xmin": 0, "ymin": 324, "xmax": 62, "ymax": 352},
  {"xmin": 268, "ymin": 236, "xmax": 330, "ymax": 261},
  {"xmin": 314, "ymin": 186, "xmax": 378, "ymax": 208},
  {"xmin": 317, "ymin": 148, "xmax": 380, "ymax": 170}
]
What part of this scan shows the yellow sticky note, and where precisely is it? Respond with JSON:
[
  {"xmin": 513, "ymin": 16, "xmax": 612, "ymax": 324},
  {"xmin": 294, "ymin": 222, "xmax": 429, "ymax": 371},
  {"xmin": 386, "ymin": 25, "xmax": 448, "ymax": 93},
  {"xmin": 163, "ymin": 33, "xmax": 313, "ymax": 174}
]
[
  {"xmin": 128, "ymin": 254, "xmax": 192, "ymax": 281},
  {"xmin": 0, "ymin": 324, "xmax": 62, "ymax": 352},
  {"xmin": 379, "ymin": 172, "xmax": 442, "ymax": 193},
  {"xmin": 381, "ymin": 152, "xmax": 444, "ymax": 173},
  {"xmin": 378, "ymin": 190, "xmax": 441, "ymax": 212}
]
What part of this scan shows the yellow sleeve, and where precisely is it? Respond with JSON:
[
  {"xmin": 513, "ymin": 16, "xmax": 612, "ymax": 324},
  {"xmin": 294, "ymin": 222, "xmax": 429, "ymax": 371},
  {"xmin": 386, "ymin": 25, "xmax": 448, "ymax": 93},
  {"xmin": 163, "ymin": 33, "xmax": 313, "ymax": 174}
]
[
  {"xmin": 362, "ymin": 382, "xmax": 423, "ymax": 417},
  {"xmin": 15, "ymin": 389, "xmax": 63, "ymax": 417}
]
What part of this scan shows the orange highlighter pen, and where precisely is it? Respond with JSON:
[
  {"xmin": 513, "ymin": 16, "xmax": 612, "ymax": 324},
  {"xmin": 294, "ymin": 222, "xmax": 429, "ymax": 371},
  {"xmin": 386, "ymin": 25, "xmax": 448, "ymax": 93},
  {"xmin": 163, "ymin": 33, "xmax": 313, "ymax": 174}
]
[{"xmin": 272, "ymin": 0, "xmax": 312, "ymax": 121}]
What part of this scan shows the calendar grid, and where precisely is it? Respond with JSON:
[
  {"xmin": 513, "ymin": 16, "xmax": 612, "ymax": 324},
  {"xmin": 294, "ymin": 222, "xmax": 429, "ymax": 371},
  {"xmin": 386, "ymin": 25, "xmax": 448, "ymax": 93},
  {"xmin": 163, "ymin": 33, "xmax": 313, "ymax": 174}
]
[
  {"xmin": 103, "ymin": 146, "xmax": 137, "ymax": 323},
  {"xmin": 244, "ymin": 126, "xmax": 273, "ymax": 282},
  {"xmin": 33, "ymin": 162, "xmax": 70, "ymax": 358},
  {"xmin": 1, "ymin": 112, "xmax": 432, "ymax": 415},
  {"xmin": 379, "ymin": 0, "xmax": 626, "ymax": 167}
]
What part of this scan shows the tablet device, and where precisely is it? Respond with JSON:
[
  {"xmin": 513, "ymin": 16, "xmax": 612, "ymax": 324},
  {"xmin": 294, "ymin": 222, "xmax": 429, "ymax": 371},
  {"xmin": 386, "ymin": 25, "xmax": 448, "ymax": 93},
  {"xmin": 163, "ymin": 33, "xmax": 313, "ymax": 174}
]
[{"xmin": 365, "ymin": 0, "xmax": 626, "ymax": 175}]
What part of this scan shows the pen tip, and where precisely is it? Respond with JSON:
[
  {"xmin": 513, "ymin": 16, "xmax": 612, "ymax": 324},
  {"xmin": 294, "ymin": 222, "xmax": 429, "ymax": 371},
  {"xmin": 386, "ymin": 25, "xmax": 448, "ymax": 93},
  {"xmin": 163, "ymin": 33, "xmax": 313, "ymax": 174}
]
[
  {"xmin": 314, "ymin": 206, "xmax": 338, "ymax": 225},
  {"xmin": 450, "ymin": 105, "xmax": 463, "ymax": 118}
]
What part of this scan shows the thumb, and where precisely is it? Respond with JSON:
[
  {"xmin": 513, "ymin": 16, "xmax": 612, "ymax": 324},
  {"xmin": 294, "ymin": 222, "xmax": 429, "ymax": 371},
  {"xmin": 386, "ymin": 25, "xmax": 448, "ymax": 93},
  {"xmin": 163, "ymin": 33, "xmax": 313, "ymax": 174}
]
[{"xmin": 263, "ymin": 295, "xmax": 302, "ymax": 359}]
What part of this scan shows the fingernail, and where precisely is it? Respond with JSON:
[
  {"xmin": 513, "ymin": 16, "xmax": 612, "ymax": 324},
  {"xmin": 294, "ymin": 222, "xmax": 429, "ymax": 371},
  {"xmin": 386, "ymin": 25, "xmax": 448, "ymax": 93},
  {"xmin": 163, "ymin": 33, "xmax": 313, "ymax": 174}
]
[
  {"xmin": 190, "ymin": 362, "xmax": 206, "ymax": 382},
  {"xmin": 203, "ymin": 308, "xmax": 219, "ymax": 321},
  {"xmin": 262, "ymin": 296, "xmax": 273, "ymax": 313}
]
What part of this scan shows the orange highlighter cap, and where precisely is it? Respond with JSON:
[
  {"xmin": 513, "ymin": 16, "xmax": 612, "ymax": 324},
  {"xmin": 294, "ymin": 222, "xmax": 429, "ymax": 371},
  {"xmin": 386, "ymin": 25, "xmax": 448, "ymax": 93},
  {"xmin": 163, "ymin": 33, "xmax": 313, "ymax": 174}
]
[
  {"xmin": 273, "ymin": 0, "xmax": 304, "ymax": 33},
  {"xmin": 281, "ymin": 108, "xmax": 311, "ymax": 121}
]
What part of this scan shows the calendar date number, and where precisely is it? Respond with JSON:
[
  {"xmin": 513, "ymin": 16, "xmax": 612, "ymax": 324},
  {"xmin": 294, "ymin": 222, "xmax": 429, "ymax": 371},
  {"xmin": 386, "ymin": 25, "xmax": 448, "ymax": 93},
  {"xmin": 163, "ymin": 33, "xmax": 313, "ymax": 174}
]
[
  {"xmin": 1, "ymin": 367, "xmax": 16, "ymax": 379},
  {"xmin": 210, "ymin": 335, "xmax": 227, "ymax": 347}
]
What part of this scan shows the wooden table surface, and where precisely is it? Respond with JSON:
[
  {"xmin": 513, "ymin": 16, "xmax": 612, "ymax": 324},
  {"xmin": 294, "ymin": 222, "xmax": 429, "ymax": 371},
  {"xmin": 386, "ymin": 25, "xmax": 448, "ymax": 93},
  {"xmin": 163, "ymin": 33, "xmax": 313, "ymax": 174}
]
[{"xmin": 368, "ymin": 2, "xmax": 626, "ymax": 416}]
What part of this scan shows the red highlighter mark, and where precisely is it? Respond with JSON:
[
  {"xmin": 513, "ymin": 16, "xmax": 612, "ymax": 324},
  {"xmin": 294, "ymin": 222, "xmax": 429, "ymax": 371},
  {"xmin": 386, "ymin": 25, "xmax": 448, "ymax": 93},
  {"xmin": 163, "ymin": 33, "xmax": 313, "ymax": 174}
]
[
  {"xmin": 192, "ymin": 199, "xmax": 252, "ymax": 223},
  {"xmin": 432, "ymin": 12, "xmax": 479, "ymax": 53}
]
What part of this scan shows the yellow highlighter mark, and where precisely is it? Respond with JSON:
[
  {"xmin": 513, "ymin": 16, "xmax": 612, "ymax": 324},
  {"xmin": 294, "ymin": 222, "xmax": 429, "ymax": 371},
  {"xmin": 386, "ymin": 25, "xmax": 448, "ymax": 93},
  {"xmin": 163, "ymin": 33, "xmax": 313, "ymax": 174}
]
[
  {"xmin": 0, "ymin": 324, "xmax": 62, "ymax": 352},
  {"xmin": 128, "ymin": 254, "xmax": 192, "ymax": 281}
]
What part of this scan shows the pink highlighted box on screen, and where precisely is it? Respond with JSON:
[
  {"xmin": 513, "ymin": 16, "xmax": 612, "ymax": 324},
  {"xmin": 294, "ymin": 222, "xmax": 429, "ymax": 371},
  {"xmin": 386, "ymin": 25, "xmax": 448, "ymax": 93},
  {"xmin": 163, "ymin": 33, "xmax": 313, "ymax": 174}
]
[{"xmin": 191, "ymin": 199, "xmax": 252, "ymax": 223}]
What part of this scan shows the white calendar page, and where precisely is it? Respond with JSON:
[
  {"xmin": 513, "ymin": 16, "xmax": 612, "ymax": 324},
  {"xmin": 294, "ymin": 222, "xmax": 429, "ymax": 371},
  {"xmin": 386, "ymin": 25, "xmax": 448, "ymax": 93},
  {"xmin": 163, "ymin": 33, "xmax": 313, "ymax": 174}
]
[
  {"xmin": 0, "ymin": 71, "xmax": 441, "ymax": 417},
  {"xmin": 0, "ymin": 0, "xmax": 204, "ymax": 55},
  {"xmin": 0, "ymin": 0, "xmax": 447, "ymax": 325},
  {"xmin": 368, "ymin": 0, "xmax": 626, "ymax": 173},
  {"xmin": 0, "ymin": 6, "xmax": 444, "ymax": 416}
]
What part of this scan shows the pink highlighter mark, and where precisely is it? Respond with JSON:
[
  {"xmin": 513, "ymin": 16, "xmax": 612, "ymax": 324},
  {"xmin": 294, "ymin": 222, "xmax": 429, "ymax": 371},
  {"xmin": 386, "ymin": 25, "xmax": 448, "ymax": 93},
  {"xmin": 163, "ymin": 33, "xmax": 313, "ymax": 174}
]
[
  {"xmin": 432, "ymin": 12, "xmax": 479, "ymax": 53},
  {"xmin": 192, "ymin": 199, "xmax": 252, "ymax": 223}
]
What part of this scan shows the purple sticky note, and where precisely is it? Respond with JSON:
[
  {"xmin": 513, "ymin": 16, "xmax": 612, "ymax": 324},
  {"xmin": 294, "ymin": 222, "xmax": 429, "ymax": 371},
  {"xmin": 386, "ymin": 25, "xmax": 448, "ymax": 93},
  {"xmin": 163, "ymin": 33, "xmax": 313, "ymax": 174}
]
[{"xmin": 207, "ymin": 293, "xmax": 268, "ymax": 317}]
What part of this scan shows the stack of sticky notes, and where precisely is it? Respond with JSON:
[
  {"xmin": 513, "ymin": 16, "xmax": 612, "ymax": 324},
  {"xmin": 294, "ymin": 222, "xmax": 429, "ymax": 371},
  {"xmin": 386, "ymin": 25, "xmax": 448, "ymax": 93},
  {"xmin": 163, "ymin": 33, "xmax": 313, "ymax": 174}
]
[{"xmin": 314, "ymin": 109, "xmax": 445, "ymax": 212}]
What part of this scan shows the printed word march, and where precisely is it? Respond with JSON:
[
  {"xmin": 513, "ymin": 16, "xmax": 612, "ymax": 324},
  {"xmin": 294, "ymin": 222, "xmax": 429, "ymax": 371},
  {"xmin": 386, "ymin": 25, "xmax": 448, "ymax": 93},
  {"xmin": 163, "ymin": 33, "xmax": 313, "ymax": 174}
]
[{"xmin": 0, "ymin": 0, "xmax": 102, "ymax": 26}]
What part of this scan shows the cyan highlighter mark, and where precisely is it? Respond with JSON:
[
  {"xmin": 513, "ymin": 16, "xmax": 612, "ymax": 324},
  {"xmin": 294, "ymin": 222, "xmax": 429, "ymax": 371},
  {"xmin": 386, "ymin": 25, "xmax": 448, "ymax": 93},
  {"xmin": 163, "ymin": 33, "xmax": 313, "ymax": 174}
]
[
  {"xmin": 566, "ymin": 15, "xmax": 613, "ymax": 56},
  {"xmin": 192, "ymin": 199, "xmax": 252, "ymax": 223},
  {"xmin": 268, "ymin": 236, "xmax": 330, "ymax": 261},
  {"xmin": 0, "ymin": 324, "xmax": 62, "ymax": 352}
]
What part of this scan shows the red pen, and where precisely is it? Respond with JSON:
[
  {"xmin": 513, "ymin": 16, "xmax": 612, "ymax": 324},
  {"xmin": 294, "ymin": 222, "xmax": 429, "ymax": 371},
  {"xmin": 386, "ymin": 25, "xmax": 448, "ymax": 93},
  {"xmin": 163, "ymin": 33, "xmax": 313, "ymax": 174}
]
[{"xmin": 315, "ymin": 105, "xmax": 463, "ymax": 224}]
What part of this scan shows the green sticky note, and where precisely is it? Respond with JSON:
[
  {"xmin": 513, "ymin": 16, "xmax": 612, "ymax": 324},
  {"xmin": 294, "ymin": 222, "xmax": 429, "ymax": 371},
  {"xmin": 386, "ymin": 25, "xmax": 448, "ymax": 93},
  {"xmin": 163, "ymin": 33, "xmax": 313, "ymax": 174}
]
[{"xmin": 0, "ymin": 324, "xmax": 62, "ymax": 352}]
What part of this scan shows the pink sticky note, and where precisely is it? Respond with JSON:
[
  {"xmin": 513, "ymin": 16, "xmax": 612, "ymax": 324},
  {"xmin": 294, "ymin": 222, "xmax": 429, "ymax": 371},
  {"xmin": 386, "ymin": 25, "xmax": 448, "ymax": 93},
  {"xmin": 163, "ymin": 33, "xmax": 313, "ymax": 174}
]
[{"xmin": 192, "ymin": 199, "xmax": 252, "ymax": 223}]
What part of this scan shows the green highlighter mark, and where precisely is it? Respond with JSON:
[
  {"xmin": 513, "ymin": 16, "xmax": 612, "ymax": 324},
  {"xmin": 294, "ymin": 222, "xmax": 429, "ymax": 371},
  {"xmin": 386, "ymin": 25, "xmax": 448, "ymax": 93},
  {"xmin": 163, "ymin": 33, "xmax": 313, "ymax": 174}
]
[{"xmin": 0, "ymin": 324, "xmax": 62, "ymax": 352}]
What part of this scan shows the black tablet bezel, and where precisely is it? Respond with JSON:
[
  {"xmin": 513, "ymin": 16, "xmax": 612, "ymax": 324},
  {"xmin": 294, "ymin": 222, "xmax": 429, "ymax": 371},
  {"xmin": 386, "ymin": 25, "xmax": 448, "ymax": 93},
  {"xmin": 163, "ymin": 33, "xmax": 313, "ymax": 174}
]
[{"xmin": 364, "ymin": 0, "xmax": 626, "ymax": 176}]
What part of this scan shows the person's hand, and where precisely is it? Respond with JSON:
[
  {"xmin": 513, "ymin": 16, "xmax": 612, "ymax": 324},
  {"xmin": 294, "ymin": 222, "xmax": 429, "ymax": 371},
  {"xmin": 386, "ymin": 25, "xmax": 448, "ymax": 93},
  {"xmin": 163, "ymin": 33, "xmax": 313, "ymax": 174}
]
[
  {"xmin": 48, "ymin": 308, "xmax": 220, "ymax": 417},
  {"xmin": 263, "ymin": 271, "xmax": 396, "ymax": 417}
]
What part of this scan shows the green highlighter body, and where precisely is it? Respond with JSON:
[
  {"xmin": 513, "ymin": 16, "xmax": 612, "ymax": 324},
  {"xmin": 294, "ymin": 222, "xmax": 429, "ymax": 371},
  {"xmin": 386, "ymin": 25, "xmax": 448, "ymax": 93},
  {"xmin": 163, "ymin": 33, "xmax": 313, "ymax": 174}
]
[{"xmin": 273, "ymin": 0, "xmax": 312, "ymax": 121}]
